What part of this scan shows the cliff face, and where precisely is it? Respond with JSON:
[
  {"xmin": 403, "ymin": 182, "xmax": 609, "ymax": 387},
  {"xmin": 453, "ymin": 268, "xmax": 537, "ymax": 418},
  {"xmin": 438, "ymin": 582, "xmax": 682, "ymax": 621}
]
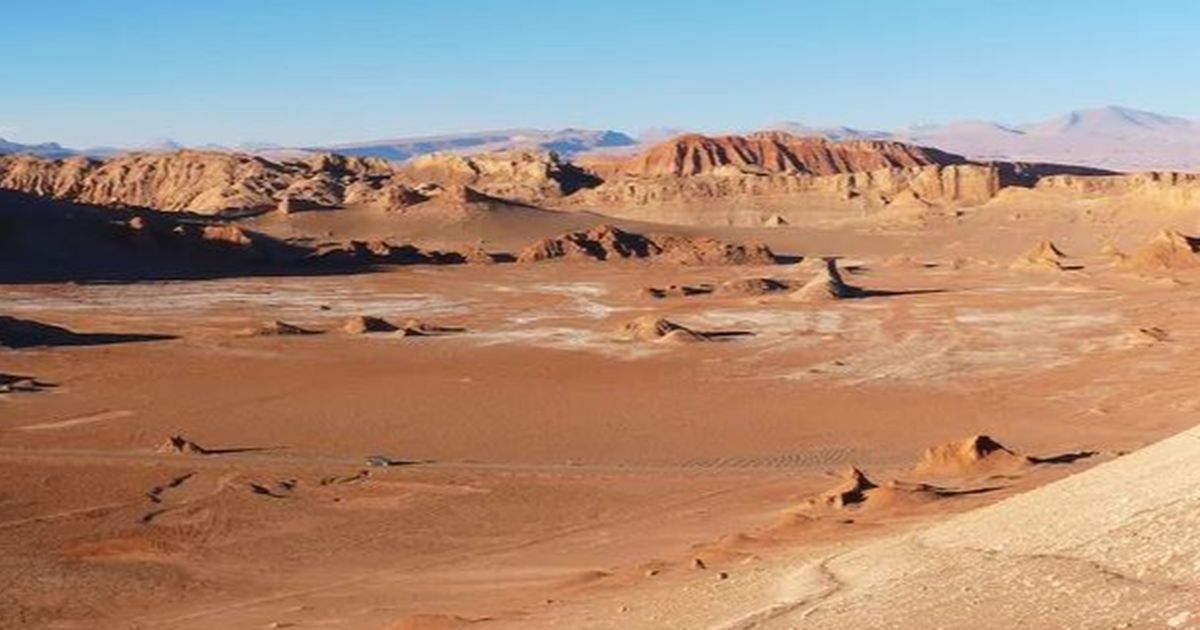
[
  {"xmin": 580, "ymin": 131, "xmax": 966, "ymax": 178},
  {"xmin": 399, "ymin": 150, "xmax": 601, "ymax": 202},
  {"xmin": 574, "ymin": 163, "xmax": 1002, "ymax": 208}
]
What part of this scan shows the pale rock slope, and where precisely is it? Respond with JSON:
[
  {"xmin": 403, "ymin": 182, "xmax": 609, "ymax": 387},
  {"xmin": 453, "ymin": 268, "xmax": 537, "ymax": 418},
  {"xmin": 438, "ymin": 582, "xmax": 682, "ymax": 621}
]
[{"xmin": 746, "ymin": 425, "xmax": 1200, "ymax": 628}]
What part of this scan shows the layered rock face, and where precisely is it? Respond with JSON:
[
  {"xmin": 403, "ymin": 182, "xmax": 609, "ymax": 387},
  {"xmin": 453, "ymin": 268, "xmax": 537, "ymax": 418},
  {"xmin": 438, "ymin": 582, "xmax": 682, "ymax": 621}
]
[
  {"xmin": 1031, "ymin": 171, "xmax": 1200, "ymax": 210},
  {"xmin": 572, "ymin": 132, "xmax": 1003, "ymax": 210},
  {"xmin": 402, "ymin": 150, "xmax": 601, "ymax": 201},
  {"xmin": 574, "ymin": 162, "xmax": 1003, "ymax": 208},
  {"xmin": 580, "ymin": 131, "xmax": 965, "ymax": 178}
]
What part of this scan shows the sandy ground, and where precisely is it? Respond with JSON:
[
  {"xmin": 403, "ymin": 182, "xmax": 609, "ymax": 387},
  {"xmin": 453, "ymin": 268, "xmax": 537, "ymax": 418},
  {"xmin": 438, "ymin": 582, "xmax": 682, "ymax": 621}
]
[{"xmin": 4, "ymin": 200, "xmax": 1200, "ymax": 628}]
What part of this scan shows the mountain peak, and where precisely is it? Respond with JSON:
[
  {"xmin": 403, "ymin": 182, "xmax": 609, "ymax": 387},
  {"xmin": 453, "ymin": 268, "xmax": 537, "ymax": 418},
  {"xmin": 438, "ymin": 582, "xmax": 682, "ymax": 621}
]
[{"xmin": 1025, "ymin": 106, "xmax": 1193, "ymax": 136}]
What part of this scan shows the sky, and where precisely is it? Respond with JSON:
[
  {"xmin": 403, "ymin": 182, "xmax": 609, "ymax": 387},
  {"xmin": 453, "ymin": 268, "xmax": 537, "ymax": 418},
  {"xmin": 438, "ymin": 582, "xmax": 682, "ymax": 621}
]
[{"xmin": 3, "ymin": 0, "xmax": 1199, "ymax": 148}]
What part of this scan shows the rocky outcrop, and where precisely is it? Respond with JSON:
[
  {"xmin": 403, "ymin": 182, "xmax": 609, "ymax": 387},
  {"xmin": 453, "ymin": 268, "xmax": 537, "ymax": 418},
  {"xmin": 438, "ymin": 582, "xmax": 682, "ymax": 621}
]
[
  {"xmin": 791, "ymin": 259, "xmax": 866, "ymax": 302},
  {"xmin": 401, "ymin": 150, "xmax": 601, "ymax": 201},
  {"xmin": 1030, "ymin": 172, "xmax": 1200, "ymax": 214},
  {"xmin": 1123, "ymin": 230, "xmax": 1200, "ymax": 272},
  {"xmin": 614, "ymin": 316, "xmax": 707, "ymax": 343},
  {"xmin": 913, "ymin": 435, "xmax": 1031, "ymax": 477},
  {"xmin": 516, "ymin": 225, "xmax": 775, "ymax": 265},
  {"xmin": 1011, "ymin": 241, "xmax": 1069, "ymax": 271}
]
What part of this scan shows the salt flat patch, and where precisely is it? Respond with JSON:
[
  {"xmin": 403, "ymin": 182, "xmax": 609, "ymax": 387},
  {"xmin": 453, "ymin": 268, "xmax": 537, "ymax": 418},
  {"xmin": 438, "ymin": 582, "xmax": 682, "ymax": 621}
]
[
  {"xmin": 954, "ymin": 306, "xmax": 1119, "ymax": 335},
  {"xmin": 794, "ymin": 304, "xmax": 1122, "ymax": 385},
  {"xmin": 528, "ymin": 282, "xmax": 609, "ymax": 298},
  {"xmin": 16, "ymin": 409, "xmax": 133, "ymax": 431},
  {"xmin": 471, "ymin": 326, "xmax": 663, "ymax": 359},
  {"xmin": 692, "ymin": 308, "xmax": 847, "ymax": 335},
  {"xmin": 966, "ymin": 284, "xmax": 1111, "ymax": 295},
  {"xmin": 495, "ymin": 282, "xmax": 624, "ymax": 324}
]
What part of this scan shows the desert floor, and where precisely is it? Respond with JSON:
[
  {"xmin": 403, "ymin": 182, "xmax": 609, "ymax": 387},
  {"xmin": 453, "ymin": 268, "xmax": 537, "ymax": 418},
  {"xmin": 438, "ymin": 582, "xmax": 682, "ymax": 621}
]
[{"xmin": 4, "ymin": 206, "xmax": 1200, "ymax": 629}]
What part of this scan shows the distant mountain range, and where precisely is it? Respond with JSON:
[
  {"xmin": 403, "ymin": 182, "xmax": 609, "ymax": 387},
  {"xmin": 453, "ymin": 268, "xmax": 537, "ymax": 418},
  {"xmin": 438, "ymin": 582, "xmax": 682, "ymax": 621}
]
[
  {"xmin": 0, "ymin": 138, "xmax": 75, "ymax": 159},
  {"xmin": 3, "ymin": 107, "xmax": 1198, "ymax": 172},
  {"xmin": 773, "ymin": 106, "xmax": 1200, "ymax": 172},
  {"xmin": 314, "ymin": 128, "xmax": 637, "ymax": 161}
]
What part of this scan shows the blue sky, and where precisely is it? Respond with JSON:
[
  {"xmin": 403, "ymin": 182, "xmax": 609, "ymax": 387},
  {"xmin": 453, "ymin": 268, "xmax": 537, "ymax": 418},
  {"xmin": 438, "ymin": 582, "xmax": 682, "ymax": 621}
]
[{"xmin": 3, "ymin": 0, "xmax": 1199, "ymax": 147}]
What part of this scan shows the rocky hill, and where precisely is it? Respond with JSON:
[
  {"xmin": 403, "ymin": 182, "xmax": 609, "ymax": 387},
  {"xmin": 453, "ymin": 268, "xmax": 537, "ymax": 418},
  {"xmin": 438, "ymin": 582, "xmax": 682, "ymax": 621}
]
[{"xmin": 579, "ymin": 131, "xmax": 965, "ymax": 178}]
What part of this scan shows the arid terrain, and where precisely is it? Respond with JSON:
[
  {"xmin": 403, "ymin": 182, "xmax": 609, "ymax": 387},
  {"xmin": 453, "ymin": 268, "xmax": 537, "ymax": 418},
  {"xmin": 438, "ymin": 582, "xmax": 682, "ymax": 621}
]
[{"xmin": 3, "ymin": 133, "xmax": 1200, "ymax": 628}]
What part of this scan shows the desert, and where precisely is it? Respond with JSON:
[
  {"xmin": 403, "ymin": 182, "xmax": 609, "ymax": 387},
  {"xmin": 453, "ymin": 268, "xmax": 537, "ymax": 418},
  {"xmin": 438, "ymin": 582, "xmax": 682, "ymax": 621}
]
[{"xmin": 4, "ymin": 3, "xmax": 1200, "ymax": 628}]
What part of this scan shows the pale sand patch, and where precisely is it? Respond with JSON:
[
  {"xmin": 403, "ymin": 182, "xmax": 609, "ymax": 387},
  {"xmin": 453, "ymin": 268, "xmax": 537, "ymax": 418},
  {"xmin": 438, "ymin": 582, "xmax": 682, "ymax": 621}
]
[{"xmin": 16, "ymin": 409, "xmax": 134, "ymax": 431}]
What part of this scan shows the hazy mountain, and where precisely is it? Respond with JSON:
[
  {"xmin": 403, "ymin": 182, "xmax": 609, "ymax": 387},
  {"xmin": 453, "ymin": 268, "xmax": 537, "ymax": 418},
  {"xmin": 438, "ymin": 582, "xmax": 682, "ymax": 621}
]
[
  {"xmin": 771, "ymin": 122, "xmax": 892, "ymax": 142},
  {"xmin": 899, "ymin": 107, "xmax": 1200, "ymax": 171},
  {"xmin": 0, "ymin": 138, "xmax": 75, "ymax": 159},
  {"xmin": 5, "ymin": 107, "xmax": 1198, "ymax": 172},
  {"xmin": 313, "ymin": 128, "xmax": 637, "ymax": 161},
  {"xmin": 772, "ymin": 107, "xmax": 1200, "ymax": 172}
]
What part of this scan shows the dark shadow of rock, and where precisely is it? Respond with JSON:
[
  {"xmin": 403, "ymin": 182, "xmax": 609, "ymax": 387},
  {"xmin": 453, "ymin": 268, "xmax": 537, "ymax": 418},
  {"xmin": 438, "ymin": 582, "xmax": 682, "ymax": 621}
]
[
  {"xmin": 700, "ymin": 330, "xmax": 756, "ymax": 341},
  {"xmin": 1029, "ymin": 450, "xmax": 1099, "ymax": 465},
  {"xmin": 0, "ymin": 316, "xmax": 175, "ymax": 349},
  {"xmin": 0, "ymin": 373, "xmax": 56, "ymax": 392}
]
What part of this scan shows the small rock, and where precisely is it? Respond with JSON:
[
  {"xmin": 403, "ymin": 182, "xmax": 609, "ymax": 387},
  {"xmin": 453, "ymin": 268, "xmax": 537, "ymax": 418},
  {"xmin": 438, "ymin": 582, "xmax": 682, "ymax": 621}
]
[
  {"xmin": 717, "ymin": 571, "xmax": 729, "ymax": 580},
  {"xmin": 692, "ymin": 558, "xmax": 707, "ymax": 570}
]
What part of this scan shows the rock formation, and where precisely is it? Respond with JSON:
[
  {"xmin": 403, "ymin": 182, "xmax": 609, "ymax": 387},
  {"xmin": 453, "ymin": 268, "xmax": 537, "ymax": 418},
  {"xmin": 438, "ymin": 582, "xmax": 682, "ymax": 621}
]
[
  {"xmin": 1011, "ymin": 240, "xmax": 1068, "ymax": 271},
  {"xmin": 244, "ymin": 321, "xmax": 321, "ymax": 337},
  {"xmin": 817, "ymin": 467, "xmax": 878, "ymax": 509},
  {"xmin": 1123, "ymin": 230, "xmax": 1200, "ymax": 272},
  {"xmin": 517, "ymin": 225, "xmax": 775, "ymax": 265},
  {"xmin": 579, "ymin": 132, "xmax": 965, "ymax": 178},
  {"xmin": 913, "ymin": 435, "xmax": 1031, "ymax": 477},
  {"xmin": 343, "ymin": 316, "xmax": 399, "ymax": 334},
  {"xmin": 614, "ymin": 316, "xmax": 707, "ymax": 343},
  {"xmin": 791, "ymin": 259, "xmax": 866, "ymax": 302},
  {"xmin": 157, "ymin": 435, "xmax": 211, "ymax": 455},
  {"xmin": 716, "ymin": 277, "xmax": 791, "ymax": 296}
]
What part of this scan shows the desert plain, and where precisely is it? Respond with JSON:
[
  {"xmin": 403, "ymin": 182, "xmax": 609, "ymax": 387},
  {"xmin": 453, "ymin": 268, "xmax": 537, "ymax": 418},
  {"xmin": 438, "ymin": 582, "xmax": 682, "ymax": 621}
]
[{"xmin": 3, "ymin": 132, "xmax": 1200, "ymax": 628}]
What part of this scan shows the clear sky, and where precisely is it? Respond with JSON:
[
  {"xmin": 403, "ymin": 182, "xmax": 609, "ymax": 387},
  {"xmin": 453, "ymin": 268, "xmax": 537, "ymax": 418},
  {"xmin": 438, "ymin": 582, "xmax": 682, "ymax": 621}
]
[{"xmin": 3, "ymin": 0, "xmax": 1198, "ymax": 148}]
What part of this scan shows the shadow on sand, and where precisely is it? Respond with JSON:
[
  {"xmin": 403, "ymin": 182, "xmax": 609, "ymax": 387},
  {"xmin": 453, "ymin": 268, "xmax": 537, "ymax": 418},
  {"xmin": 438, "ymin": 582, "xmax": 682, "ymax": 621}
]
[
  {"xmin": 1029, "ymin": 450, "xmax": 1099, "ymax": 465},
  {"xmin": 0, "ymin": 315, "xmax": 176, "ymax": 349}
]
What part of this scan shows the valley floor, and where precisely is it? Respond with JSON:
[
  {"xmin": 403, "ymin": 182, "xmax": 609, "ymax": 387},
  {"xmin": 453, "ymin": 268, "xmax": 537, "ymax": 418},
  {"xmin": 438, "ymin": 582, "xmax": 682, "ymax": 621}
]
[{"xmin": 3, "ymin": 209, "xmax": 1200, "ymax": 628}]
